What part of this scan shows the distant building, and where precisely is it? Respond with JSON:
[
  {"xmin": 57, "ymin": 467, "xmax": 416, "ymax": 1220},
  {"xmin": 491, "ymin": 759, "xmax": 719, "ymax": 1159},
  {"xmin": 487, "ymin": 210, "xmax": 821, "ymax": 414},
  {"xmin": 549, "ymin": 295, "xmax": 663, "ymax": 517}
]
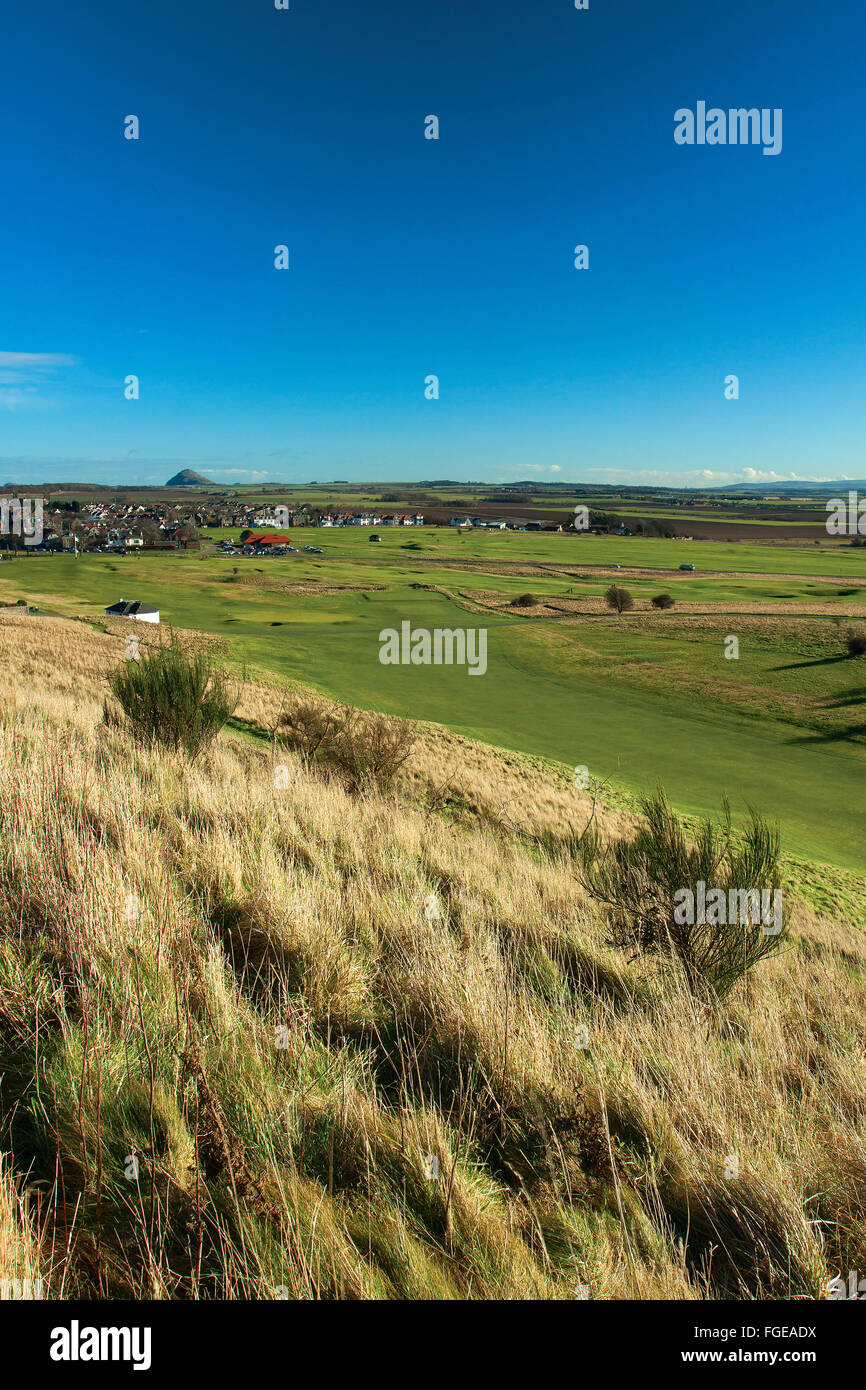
[
  {"xmin": 242, "ymin": 532, "xmax": 292, "ymax": 548},
  {"xmin": 104, "ymin": 599, "xmax": 160, "ymax": 624}
]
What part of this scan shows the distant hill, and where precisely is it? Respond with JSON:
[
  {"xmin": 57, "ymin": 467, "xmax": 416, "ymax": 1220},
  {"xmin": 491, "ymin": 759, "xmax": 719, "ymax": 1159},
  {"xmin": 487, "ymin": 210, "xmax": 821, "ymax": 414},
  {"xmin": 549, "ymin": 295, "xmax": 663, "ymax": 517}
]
[
  {"xmin": 165, "ymin": 469, "xmax": 215, "ymax": 487},
  {"xmin": 709, "ymin": 480, "xmax": 866, "ymax": 496}
]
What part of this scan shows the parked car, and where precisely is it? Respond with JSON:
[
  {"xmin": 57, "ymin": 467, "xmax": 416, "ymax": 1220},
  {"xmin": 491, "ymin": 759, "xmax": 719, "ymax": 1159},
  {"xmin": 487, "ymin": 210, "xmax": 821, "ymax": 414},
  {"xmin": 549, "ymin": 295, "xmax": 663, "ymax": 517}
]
[
  {"xmin": 608, "ymin": 563, "xmax": 621, "ymax": 569},
  {"xmin": 369, "ymin": 534, "xmax": 382, "ymax": 543},
  {"xmin": 679, "ymin": 563, "xmax": 695, "ymax": 571},
  {"xmin": 303, "ymin": 545, "xmax": 323, "ymax": 554}
]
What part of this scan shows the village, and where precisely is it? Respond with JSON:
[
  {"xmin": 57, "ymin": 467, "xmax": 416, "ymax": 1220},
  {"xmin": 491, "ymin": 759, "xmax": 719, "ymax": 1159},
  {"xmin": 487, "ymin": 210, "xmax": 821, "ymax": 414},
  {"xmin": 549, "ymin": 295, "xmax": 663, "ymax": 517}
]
[
  {"xmin": 0, "ymin": 495, "xmax": 633, "ymax": 555},
  {"xmin": 0, "ymin": 499, "xmax": 428, "ymax": 554}
]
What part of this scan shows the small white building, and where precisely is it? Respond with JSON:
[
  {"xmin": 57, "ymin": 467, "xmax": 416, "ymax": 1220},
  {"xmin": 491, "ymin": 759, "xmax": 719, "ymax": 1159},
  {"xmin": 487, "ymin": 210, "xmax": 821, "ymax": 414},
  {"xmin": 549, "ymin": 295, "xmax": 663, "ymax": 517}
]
[{"xmin": 105, "ymin": 599, "xmax": 160, "ymax": 624}]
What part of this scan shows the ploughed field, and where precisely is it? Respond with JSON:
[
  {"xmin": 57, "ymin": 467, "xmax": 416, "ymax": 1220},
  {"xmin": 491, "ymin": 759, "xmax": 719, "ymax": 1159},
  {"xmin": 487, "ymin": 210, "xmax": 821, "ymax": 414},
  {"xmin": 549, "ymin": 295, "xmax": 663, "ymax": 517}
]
[{"xmin": 3, "ymin": 528, "xmax": 865, "ymax": 871}]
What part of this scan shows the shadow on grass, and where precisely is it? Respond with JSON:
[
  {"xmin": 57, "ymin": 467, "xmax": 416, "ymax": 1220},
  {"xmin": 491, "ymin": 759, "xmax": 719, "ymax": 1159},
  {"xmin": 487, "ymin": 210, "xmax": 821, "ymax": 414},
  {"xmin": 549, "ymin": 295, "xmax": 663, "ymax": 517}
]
[
  {"xmin": 773, "ymin": 655, "xmax": 851, "ymax": 671},
  {"xmin": 787, "ymin": 721, "xmax": 866, "ymax": 745},
  {"xmin": 820, "ymin": 689, "xmax": 866, "ymax": 710}
]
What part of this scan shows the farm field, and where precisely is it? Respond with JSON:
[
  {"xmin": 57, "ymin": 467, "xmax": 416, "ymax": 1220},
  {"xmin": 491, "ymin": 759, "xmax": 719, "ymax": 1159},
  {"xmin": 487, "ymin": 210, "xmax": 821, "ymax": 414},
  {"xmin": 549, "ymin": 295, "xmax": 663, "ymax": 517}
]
[{"xmin": 3, "ymin": 531, "xmax": 865, "ymax": 871}]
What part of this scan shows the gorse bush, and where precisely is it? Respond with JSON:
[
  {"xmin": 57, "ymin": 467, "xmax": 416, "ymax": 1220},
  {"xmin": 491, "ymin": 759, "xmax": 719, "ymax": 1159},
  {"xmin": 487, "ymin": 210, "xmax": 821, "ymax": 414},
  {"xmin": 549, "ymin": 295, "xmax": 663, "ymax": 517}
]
[
  {"xmin": 576, "ymin": 792, "xmax": 787, "ymax": 1001},
  {"xmin": 278, "ymin": 696, "xmax": 415, "ymax": 793},
  {"xmin": 105, "ymin": 638, "xmax": 238, "ymax": 759},
  {"xmin": 844, "ymin": 628, "xmax": 866, "ymax": 657},
  {"xmin": 651, "ymin": 593, "xmax": 675, "ymax": 610},
  {"xmin": 511, "ymin": 592, "xmax": 538, "ymax": 607}
]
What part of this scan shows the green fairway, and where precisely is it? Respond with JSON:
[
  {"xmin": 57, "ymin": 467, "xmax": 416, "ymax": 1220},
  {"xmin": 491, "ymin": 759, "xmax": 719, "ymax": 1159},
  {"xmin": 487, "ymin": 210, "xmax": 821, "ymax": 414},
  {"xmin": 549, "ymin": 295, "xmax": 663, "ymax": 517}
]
[
  {"xmin": 3, "ymin": 537, "xmax": 865, "ymax": 871},
  {"xmin": 197, "ymin": 527, "xmax": 865, "ymax": 577},
  {"xmin": 208, "ymin": 589, "xmax": 866, "ymax": 870}
]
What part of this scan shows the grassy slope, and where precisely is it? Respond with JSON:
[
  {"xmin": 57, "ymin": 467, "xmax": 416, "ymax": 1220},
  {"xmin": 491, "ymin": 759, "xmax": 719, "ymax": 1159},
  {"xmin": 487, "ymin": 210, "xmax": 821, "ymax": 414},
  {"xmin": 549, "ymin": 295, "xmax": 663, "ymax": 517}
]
[{"xmin": 0, "ymin": 613, "xmax": 864, "ymax": 1301}]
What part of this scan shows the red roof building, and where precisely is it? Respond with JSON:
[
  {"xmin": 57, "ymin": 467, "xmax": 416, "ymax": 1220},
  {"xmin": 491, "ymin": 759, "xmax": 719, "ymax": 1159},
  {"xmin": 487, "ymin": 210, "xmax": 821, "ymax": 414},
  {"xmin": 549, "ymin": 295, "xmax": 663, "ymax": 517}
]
[{"xmin": 243, "ymin": 533, "xmax": 292, "ymax": 547}]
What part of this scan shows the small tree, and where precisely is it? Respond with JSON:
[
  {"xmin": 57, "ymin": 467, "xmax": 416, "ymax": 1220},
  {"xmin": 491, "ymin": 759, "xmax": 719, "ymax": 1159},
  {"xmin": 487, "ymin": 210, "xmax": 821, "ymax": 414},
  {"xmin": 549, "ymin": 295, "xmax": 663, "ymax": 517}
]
[
  {"xmin": 651, "ymin": 593, "xmax": 675, "ymax": 611},
  {"xmin": 844, "ymin": 628, "xmax": 866, "ymax": 657},
  {"xmin": 604, "ymin": 585, "xmax": 634, "ymax": 614},
  {"xmin": 511, "ymin": 593, "xmax": 538, "ymax": 607},
  {"xmin": 105, "ymin": 637, "xmax": 238, "ymax": 759}
]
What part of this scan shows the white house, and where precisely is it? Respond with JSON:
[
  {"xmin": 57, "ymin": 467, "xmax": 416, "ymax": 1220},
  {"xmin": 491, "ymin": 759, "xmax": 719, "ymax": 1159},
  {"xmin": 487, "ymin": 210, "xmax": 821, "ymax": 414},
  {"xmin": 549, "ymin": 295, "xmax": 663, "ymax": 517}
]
[{"xmin": 104, "ymin": 599, "xmax": 160, "ymax": 624}]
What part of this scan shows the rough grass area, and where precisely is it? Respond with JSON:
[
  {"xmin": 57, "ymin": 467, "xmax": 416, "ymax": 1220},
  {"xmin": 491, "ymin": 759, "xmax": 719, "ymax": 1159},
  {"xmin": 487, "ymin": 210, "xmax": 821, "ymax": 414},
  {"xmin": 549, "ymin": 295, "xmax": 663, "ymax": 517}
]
[{"xmin": 0, "ymin": 613, "xmax": 864, "ymax": 1300}]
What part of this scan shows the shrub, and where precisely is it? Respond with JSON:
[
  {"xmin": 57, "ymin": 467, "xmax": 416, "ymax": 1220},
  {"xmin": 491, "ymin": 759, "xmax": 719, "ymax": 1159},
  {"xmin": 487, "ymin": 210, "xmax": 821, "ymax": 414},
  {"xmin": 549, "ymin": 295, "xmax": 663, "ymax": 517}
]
[
  {"xmin": 576, "ymin": 792, "xmax": 787, "ymax": 1001},
  {"xmin": 604, "ymin": 585, "xmax": 634, "ymax": 614},
  {"xmin": 511, "ymin": 593, "xmax": 538, "ymax": 607},
  {"xmin": 278, "ymin": 697, "xmax": 415, "ymax": 793},
  {"xmin": 651, "ymin": 593, "xmax": 675, "ymax": 611},
  {"xmin": 105, "ymin": 638, "xmax": 238, "ymax": 759},
  {"xmin": 844, "ymin": 628, "xmax": 866, "ymax": 657}
]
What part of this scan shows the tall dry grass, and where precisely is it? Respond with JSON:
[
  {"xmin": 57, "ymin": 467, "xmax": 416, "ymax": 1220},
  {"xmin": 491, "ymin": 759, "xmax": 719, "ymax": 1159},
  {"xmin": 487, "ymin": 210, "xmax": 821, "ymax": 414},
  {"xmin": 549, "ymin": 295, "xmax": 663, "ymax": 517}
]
[{"xmin": 0, "ymin": 612, "xmax": 863, "ymax": 1299}]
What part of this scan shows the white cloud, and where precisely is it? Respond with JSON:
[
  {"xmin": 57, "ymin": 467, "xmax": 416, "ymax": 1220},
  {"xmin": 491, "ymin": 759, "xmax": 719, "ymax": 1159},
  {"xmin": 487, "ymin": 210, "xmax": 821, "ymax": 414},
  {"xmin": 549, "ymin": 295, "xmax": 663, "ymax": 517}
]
[
  {"xmin": 0, "ymin": 351, "xmax": 77, "ymax": 385},
  {"xmin": 206, "ymin": 468, "xmax": 273, "ymax": 480},
  {"xmin": 582, "ymin": 464, "xmax": 854, "ymax": 487},
  {"xmin": 0, "ymin": 387, "xmax": 38, "ymax": 411}
]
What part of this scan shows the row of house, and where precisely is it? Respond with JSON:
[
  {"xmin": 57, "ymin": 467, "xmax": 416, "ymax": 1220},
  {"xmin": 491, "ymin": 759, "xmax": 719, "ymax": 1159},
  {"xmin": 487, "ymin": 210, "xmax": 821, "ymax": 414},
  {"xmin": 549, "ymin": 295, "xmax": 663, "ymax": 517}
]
[
  {"xmin": 449, "ymin": 516, "xmax": 564, "ymax": 532},
  {"xmin": 318, "ymin": 512, "xmax": 423, "ymax": 527},
  {"xmin": 40, "ymin": 497, "xmax": 300, "ymax": 547}
]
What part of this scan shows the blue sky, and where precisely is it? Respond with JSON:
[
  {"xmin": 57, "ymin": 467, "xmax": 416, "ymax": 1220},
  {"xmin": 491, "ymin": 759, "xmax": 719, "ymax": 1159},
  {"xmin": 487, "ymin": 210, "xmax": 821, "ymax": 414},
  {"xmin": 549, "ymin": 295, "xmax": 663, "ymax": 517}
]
[{"xmin": 1, "ymin": 0, "xmax": 864, "ymax": 487}]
